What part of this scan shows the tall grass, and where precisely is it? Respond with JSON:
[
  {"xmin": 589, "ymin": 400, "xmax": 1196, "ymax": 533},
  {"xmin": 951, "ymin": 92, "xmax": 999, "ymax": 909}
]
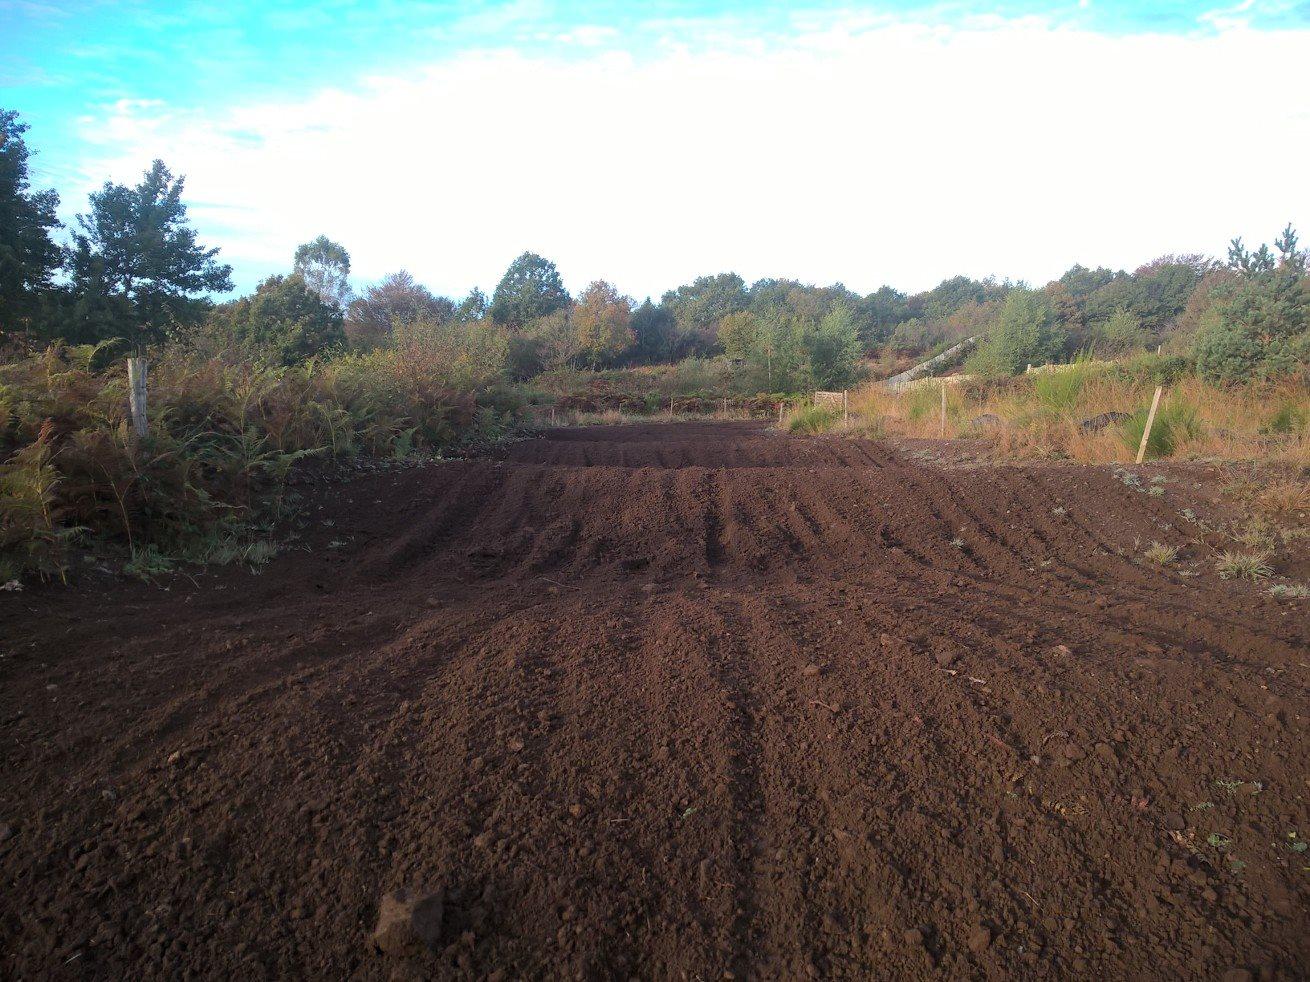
[{"xmin": 840, "ymin": 371, "xmax": 1308, "ymax": 465}]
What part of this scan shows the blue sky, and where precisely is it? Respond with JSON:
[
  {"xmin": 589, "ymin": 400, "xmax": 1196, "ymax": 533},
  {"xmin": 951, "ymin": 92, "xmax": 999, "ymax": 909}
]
[{"xmin": 4, "ymin": 0, "xmax": 1309, "ymax": 298}]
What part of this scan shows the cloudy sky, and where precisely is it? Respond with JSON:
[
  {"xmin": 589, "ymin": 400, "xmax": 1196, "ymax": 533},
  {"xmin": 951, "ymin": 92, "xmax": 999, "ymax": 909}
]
[{"xmin": 4, "ymin": 1, "xmax": 1309, "ymax": 300}]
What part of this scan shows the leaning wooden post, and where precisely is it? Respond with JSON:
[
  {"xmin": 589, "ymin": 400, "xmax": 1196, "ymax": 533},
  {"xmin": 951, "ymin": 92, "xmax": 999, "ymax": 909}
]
[
  {"xmin": 1136, "ymin": 386, "xmax": 1164, "ymax": 464},
  {"xmin": 127, "ymin": 357, "xmax": 149, "ymax": 438},
  {"xmin": 939, "ymin": 382, "xmax": 947, "ymax": 439}
]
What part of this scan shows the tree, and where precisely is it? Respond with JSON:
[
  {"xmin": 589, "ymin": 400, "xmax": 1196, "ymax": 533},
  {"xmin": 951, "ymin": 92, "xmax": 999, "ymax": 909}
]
[
  {"xmin": 965, "ymin": 289, "xmax": 1064, "ymax": 377},
  {"xmin": 717, "ymin": 310, "xmax": 760, "ymax": 361},
  {"xmin": 293, "ymin": 235, "xmax": 352, "ymax": 309},
  {"xmin": 572, "ymin": 280, "xmax": 632, "ymax": 368},
  {"xmin": 628, "ymin": 300, "xmax": 676, "ymax": 364},
  {"xmin": 0, "ymin": 109, "xmax": 62, "ymax": 335},
  {"xmin": 1089, "ymin": 309, "xmax": 1148, "ymax": 357},
  {"xmin": 1194, "ymin": 225, "xmax": 1308, "ymax": 382},
  {"xmin": 454, "ymin": 287, "xmax": 488, "ymax": 323},
  {"xmin": 489, "ymin": 252, "xmax": 569, "ymax": 328},
  {"xmin": 205, "ymin": 273, "xmax": 344, "ymax": 365},
  {"xmin": 345, "ymin": 271, "xmax": 453, "ymax": 346},
  {"xmin": 807, "ymin": 304, "xmax": 865, "ymax": 389},
  {"xmin": 661, "ymin": 272, "xmax": 747, "ymax": 350},
  {"xmin": 66, "ymin": 159, "xmax": 232, "ymax": 343}
]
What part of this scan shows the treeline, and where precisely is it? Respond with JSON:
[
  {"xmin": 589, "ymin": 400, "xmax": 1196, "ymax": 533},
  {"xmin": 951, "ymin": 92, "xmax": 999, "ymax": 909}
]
[{"xmin": 2, "ymin": 107, "xmax": 1307, "ymax": 390}]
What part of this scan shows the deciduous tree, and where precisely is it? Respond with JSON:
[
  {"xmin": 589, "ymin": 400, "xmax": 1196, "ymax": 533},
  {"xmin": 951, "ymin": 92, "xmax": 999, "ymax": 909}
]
[{"xmin": 489, "ymin": 252, "xmax": 569, "ymax": 328}]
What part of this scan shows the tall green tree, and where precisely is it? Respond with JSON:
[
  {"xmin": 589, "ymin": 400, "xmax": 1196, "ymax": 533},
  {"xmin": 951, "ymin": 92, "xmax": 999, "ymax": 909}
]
[
  {"xmin": 965, "ymin": 289, "xmax": 1064, "ymax": 377},
  {"xmin": 1194, "ymin": 225, "xmax": 1308, "ymax": 382},
  {"xmin": 489, "ymin": 252, "xmax": 569, "ymax": 328},
  {"xmin": 661, "ymin": 272, "xmax": 747, "ymax": 351},
  {"xmin": 807, "ymin": 304, "xmax": 864, "ymax": 388},
  {"xmin": 628, "ymin": 299, "xmax": 676, "ymax": 364},
  {"xmin": 67, "ymin": 159, "xmax": 232, "ymax": 343},
  {"xmin": 293, "ymin": 235, "xmax": 352, "ymax": 309},
  {"xmin": 0, "ymin": 109, "xmax": 62, "ymax": 335}
]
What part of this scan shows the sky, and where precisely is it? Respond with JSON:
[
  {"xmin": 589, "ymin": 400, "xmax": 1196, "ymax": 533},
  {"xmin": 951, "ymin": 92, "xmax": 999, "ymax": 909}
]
[{"xmin": 3, "ymin": 0, "xmax": 1309, "ymax": 301}]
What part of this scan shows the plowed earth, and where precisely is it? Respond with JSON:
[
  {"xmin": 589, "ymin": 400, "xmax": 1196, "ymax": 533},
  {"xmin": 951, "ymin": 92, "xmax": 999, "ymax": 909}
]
[{"xmin": 2, "ymin": 422, "xmax": 1307, "ymax": 980}]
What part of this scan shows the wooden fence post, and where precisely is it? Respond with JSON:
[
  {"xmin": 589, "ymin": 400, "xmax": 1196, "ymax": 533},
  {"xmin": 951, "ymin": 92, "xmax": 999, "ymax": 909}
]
[
  {"xmin": 127, "ymin": 357, "xmax": 148, "ymax": 438},
  {"xmin": 939, "ymin": 382, "xmax": 947, "ymax": 439},
  {"xmin": 1136, "ymin": 386, "xmax": 1164, "ymax": 464},
  {"xmin": 550, "ymin": 405, "xmax": 556, "ymax": 426},
  {"xmin": 842, "ymin": 390, "xmax": 849, "ymax": 422}
]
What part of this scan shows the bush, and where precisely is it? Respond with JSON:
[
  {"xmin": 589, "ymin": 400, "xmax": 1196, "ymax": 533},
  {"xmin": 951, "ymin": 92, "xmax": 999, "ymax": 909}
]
[
  {"xmin": 786, "ymin": 405, "xmax": 840, "ymax": 434},
  {"xmin": 965, "ymin": 289, "xmax": 1065, "ymax": 378},
  {"xmin": 1119, "ymin": 399, "xmax": 1202, "ymax": 459}
]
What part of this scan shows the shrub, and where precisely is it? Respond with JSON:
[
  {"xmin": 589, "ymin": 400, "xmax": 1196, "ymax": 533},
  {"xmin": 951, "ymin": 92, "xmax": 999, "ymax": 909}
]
[
  {"xmin": 964, "ymin": 290, "xmax": 1065, "ymax": 377},
  {"xmin": 1120, "ymin": 399, "xmax": 1202, "ymax": 459}
]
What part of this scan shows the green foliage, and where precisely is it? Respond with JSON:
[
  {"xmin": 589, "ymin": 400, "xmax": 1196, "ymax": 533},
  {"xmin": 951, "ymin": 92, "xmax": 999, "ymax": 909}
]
[
  {"xmin": 1031, "ymin": 365, "xmax": 1097, "ymax": 412},
  {"xmin": 0, "ymin": 109, "xmax": 62, "ymax": 335},
  {"xmin": 489, "ymin": 251, "xmax": 570, "ymax": 328},
  {"xmin": 292, "ymin": 235, "xmax": 352, "ymax": 310},
  {"xmin": 1090, "ymin": 309, "xmax": 1148, "ymax": 357},
  {"xmin": 629, "ymin": 299, "xmax": 677, "ymax": 364},
  {"xmin": 1193, "ymin": 270, "xmax": 1309, "ymax": 383},
  {"xmin": 205, "ymin": 273, "xmax": 345, "ymax": 365},
  {"xmin": 1120, "ymin": 399, "xmax": 1202, "ymax": 458},
  {"xmin": 572, "ymin": 280, "xmax": 633, "ymax": 368},
  {"xmin": 786, "ymin": 404, "xmax": 839, "ymax": 434},
  {"xmin": 807, "ymin": 304, "xmax": 865, "ymax": 389},
  {"xmin": 717, "ymin": 310, "xmax": 759, "ymax": 361},
  {"xmin": 965, "ymin": 290, "xmax": 1064, "ymax": 377},
  {"xmin": 1113, "ymin": 353, "xmax": 1192, "ymax": 385},
  {"xmin": 65, "ymin": 159, "xmax": 233, "ymax": 345},
  {"xmin": 1265, "ymin": 398, "xmax": 1308, "ymax": 435},
  {"xmin": 661, "ymin": 272, "xmax": 748, "ymax": 354}
]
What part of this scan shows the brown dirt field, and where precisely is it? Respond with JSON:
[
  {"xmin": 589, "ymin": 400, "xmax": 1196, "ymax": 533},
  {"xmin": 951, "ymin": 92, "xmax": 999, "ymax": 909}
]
[{"xmin": 1, "ymin": 421, "xmax": 1307, "ymax": 980}]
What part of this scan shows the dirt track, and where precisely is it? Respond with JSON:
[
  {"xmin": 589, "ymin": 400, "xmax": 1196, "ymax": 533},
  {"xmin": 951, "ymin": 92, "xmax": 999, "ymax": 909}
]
[{"xmin": 2, "ymin": 421, "xmax": 1307, "ymax": 979}]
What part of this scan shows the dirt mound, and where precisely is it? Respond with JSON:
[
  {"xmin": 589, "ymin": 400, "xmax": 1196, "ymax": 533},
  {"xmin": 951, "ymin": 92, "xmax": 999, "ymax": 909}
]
[{"xmin": 1, "ymin": 422, "xmax": 1306, "ymax": 979}]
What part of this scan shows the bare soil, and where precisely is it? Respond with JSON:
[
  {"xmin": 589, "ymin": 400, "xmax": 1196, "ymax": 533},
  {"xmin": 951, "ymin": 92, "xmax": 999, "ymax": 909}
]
[{"xmin": 1, "ymin": 422, "xmax": 1307, "ymax": 980}]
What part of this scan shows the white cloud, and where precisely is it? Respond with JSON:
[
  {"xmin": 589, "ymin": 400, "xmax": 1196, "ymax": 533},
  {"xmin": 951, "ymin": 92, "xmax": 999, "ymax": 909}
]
[{"xmin": 72, "ymin": 15, "xmax": 1310, "ymax": 299}]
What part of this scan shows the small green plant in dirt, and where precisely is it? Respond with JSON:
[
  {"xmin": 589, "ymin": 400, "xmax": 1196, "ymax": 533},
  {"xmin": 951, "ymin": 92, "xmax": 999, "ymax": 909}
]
[
  {"xmin": 1206, "ymin": 833, "xmax": 1232, "ymax": 849},
  {"xmin": 1142, "ymin": 542, "xmax": 1178, "ymax": 565},
  {"xmin": 786, "ymin": 405, "xmax": 840, "ymax": 434},
  {"xmin": 1215, "ymin": 550, "xmax": 1274, "ymax": 581}
]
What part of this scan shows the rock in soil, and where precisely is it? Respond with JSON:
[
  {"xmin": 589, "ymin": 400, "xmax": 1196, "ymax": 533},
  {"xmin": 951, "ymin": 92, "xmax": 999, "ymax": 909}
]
[{"xmin": 372, "ymin": 888, "xmax": 444, "ymax": 957}]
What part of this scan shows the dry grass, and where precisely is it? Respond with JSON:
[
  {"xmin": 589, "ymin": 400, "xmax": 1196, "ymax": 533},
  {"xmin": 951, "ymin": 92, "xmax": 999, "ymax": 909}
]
[
  {"xmin": 1142, "ymin": 542, "xmax": 1179, "ymax": 565},
  {"xmin": 845, "ymin": 370, "xmax": 1309, "ymax": 465},
  {"xmin": 1215, "ymin": 550, "xmax": 1275, "ymax": 581}
]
